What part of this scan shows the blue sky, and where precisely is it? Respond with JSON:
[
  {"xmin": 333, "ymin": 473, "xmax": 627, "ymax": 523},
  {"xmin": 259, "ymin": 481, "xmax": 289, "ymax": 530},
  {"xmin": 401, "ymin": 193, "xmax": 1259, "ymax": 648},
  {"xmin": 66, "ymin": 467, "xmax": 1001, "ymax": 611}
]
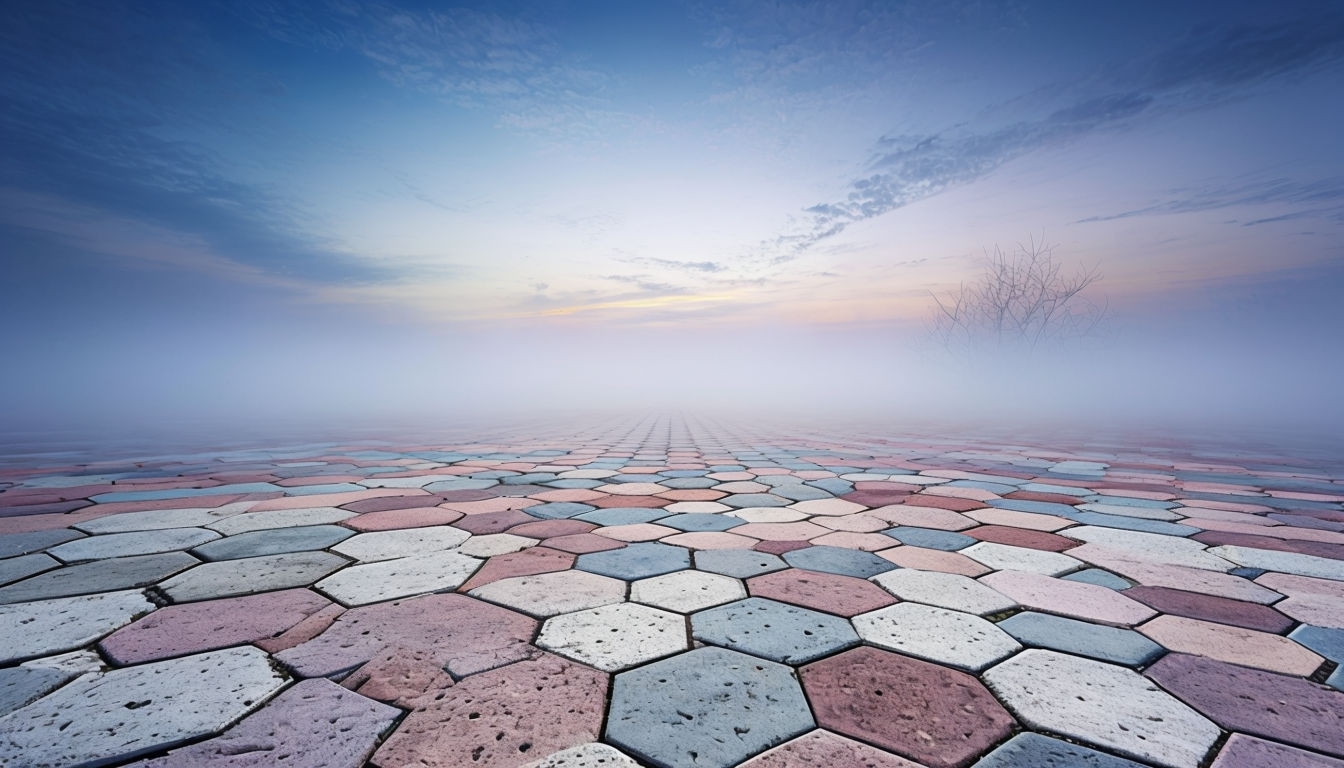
[{"xmin": 3, "ymin": 0, "xmax": 1343, "ymax": 432}]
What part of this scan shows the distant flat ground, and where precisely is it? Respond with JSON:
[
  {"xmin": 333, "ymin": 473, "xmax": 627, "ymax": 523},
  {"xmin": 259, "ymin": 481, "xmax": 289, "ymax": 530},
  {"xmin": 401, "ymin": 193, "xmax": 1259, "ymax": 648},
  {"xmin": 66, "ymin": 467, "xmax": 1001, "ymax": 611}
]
[{"xmin": 1, "ymin": 414, "xmax": 1342, "ymax": 768}]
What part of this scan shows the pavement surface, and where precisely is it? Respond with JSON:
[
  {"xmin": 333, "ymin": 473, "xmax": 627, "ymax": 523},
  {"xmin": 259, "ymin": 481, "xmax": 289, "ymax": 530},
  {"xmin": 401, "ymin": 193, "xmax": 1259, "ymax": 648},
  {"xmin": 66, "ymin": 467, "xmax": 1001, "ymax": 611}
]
[{"xmin": 1, "ymin": 414, "xmax": 1342, "ymax": 767}]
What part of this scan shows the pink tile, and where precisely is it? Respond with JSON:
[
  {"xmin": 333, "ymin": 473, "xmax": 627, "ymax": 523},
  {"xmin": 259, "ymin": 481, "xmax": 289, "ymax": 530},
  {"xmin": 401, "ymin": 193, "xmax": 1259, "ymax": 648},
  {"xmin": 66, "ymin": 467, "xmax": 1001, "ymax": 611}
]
[
  {"xmin": 980, "ymin": 570, "xmax": 1156, "ymax": 626},
  {"xmin": 1139, "ymin": 615, "xmax": 1323, "ymax": 675},
  {"xmin": 812, "ymin": 532, "xmax": 901, "ymax": 551},
  {"xmin": 594, "ymin": 523, "xmax": 679, "ymax": 542},
  {"xmin": 867, "ymin": 504, "xmax": 976, "ymax": 531},
  {"xmin": 661, "ymin": 531, "xmax": 758, "ymax": 550},
  {"xmin": 344, "ymin": 507, "xmax": 464, "ymax": 532},
  {"xmin": 876, "ymin": 546, "xmax": 990, "ymax": 577},
  {"xmin": 732, "ymin": 521, "xmax": 831, "ymax": 541}
]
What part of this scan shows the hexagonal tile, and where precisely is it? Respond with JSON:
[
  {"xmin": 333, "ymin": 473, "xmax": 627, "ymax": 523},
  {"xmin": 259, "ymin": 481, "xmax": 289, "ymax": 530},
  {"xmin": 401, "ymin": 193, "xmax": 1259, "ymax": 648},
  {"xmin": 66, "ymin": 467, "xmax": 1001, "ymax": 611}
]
[
  {"xmin": 782, "ymin": 545, "xmax": 896, "ymax": 578},
  {"xmin": 630, "ymin": 570, "xmax": 746, "ymax": 613},
  {"xmin": 800, "ymin": 646, "xmax": 1015, "ymax": 768},
  {"xmin": 870, "ymin": 569, "xmax": 1015, "ymax": 616},
  {"xmin": 538, "ymin": 602, "xmax": 686, "ymax": 671},
  {"xmin": 691, "ymin": 597, "xmax": 858, "ymax": 664},
  {"xmin": 606, "ymin": 646, "xmax": 814, "ymax": 768},
  {"xmin": 985, "ymin": 649, "xmax": 1220, "ymax": 768},
  {"xmin": 747, "ymin": 569, "xmax": 895, "ymax": 616},
  {"xmin": 576, "ymin": 542, "xmax": 691, "ymax": 580},
  {"xmin": 853, "ymin": 602, "xmax": 1020, "ymax": 671},
  {"xmin": 469, "ymin": 569, "xmax": 627, "ymax": 617}
]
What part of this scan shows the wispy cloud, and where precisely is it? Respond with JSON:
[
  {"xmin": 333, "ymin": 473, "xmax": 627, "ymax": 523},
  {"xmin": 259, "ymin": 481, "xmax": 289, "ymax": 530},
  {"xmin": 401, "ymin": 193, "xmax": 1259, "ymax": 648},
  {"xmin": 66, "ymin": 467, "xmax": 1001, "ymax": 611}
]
[
  {"xmin": 1077, "ymin": 176, "xmax": 1344, "ymax": 224},
  {"xmin": 774, "ymin": 14, "xmax": 1344, "ymax": 261},
  {"xmin": 622, "ymin": 257, "xmax": 727, "ymax": 274},
  {"xmin": 233, "ymin": 0, "xmax": 641, "ymax": 140}
]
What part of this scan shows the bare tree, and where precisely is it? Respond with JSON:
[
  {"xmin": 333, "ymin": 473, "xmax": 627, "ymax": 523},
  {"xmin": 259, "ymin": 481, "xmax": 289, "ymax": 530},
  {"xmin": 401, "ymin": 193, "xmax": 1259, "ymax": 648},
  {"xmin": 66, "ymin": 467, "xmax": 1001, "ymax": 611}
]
[{"xmin": 930, "ymin": 236, "xmax": 1106, "ymax": 353}]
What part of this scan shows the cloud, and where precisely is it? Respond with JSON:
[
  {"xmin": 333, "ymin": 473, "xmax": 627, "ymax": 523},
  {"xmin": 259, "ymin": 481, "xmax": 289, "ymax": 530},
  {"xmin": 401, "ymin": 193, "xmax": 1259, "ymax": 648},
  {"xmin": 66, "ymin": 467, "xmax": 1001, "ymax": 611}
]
[
  {"xmin": 623, "ymin": 257, "xmax": 727, "ymax": 274},
  {"xmin": 1077, "ymin": 176, "xmax": 1344, "ymax": 224},
  {"xmin": 231, "ymin": 0, "xmax": 634, "ymax": 138},
  {"xmin": 777, "ymin": 13, "xmax": 1344, "ymax": 260}
]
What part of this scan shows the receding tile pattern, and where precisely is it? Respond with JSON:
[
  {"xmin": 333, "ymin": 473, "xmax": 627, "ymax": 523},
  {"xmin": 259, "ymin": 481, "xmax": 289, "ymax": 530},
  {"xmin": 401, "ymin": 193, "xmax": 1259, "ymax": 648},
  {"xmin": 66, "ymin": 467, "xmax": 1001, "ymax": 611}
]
[{"xmin": 0, "ymin": 417, "xmax": 1340, "ymax": 768}]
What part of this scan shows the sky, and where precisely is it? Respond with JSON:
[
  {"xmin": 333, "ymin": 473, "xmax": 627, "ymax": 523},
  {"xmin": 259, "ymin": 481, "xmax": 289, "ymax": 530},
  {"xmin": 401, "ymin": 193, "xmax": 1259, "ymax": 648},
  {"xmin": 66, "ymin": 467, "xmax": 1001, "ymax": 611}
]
[{"xmin": 2, "ymin": 0, "xmax": 1343, "ymax": 439}]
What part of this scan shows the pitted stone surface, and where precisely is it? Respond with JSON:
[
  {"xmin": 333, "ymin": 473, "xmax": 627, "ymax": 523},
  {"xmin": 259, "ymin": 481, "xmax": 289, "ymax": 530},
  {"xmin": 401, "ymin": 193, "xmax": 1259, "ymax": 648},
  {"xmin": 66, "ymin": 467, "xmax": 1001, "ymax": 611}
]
[
  {"xmin": 694, "ymin": 549, "xmax": 787, "ymax": 578},
  {"xmin": 747, "ymin": 569, "xmax": 895, "ymax": 616},
  {"xmin": 800, "ymin": 645, "xmax": 1014, "ymax": 768},
  {"xmin": 45, "ymin": 528, "xmax": 219, "ymax": 563},
  {"xmin": 0, "ymin": 552, "xmax": 198, "ymax": 604},
  {"xmin": 0, "ymin": 668, "xmax": 69, "ymax": 717},
  {"xmin": 209, "ymin": 507, "xmax": 356, "ymax": 535},
  {"xmin": 576, "ymin": 541, "xmax": 690, "ymax": 580},
  {"xmin": 1062, "ymin": 567, "xmax": 1134, "ymax": 590},
  {"xmin": 882, "ymin": 526, "xmax": 976, "ymax": 550},
  {"xmin": 981, "ymin": 570, "xmax": 1156, "ymax": 625},
  {"xmin": 190, "ymin": 525, "xmax": 354, "ymax": 561},
  {"xmin": 275, "ymin": 593, "xmax": 537, "ymax": 680},
  {"xmin": 1140, "ymin": 615, "xmax": 1323, "ymax": 675},
  {"xmin": 0, "ymin": 647, "xmax": 287, "ymax": 768},
  {"xmin": 74, "ymin": 506, "xmax": 246, "ymax": 534},
  {"xmin": 371, "ymin": 653, "xmax": 608, "ymax": 768},
  {"xmin": 1062, "ymin": 527, "xmax": 1234, "ymax": 571},
  {"xmin": 738, "ymin": 730, "xmax": 922, "ymax": 767},
  {"xmin": 871, "ymin": 569, "xmax": 1016, "ymax": 616},
  {"xmin": 457, "ymin": 546, "xmax": 575, "ymax": 591},
  {"xmin": 160, "ymin": 551, "xmax": 346, "ymax": 602},
  {"xmin": 782, "ymin": 545, "xmax": 896, "ymax": 578},
  {"xmin": 1146, "ymin": 653, "xmax": 1344, "ymax": 758},
  {"xmin": 630, "ymin": 570, "xmax": 746, "ymax": 613},
  {"xmin": 456, "ymin": 532, "xmax": 538, "ymax": 557},
  {"xmin": 985, "ymin": 649, "xmax": 1220, "ymax": 768},
  {"xmin": 0, "ymin": 553, "xmax": 57, "ymax": 587},
  {"xmin": 0, "ymin": 530, "xmax": 84, "ymax": 559},
  {"xmin": 1075, "ymin": 546, "xmax": 1282, "ymax": 603},
  {"xmin": 854, "ymin": 602, "xmax": 1020, "ymax": 671},
  {"xmin": 691, "ymin": 597, "xmax": 859, "ymax": 664},
  {"xmin": 1209, "ymin": 545, "xmax": 1344, "ymax": 581},
  {"xmin": 316, "ymin": 549, "xmax": 480, "ymax": 605},
  {"xmin": 962, "ymin": 542, "xmax": 1082, "ymax": 576},
  {"xmin": 343, "ymin": 506, "xmax": 463, "ymax": 532},
  {"xmin": 538, "ymin": 602, "xmax": 686, "ymax": 671},
  {"xmin": 1290, "ymin": 624, "xmax": 1344, "ymax": 663},
  {"xmin": 1210, "ymin": 734, "xmax": 1344, "ymax": 768},
  {"xmin": 133, "ymin": 678, "xmax": 399, "ymax": 768},
  {"xmin": 331, "ymin": 526, "xmax": 471, "ymax": 562},
  {"xmin": 0, "ymin": 590, "xmax": 155, "ymax": 663},
  {"xmin": 606, "ymin": 646, "xmax": 814, "ymax": 768},
  {"xmin": 469, "ymin": 569, "xmax": 626, "ymax": 617},
  {"xmin": 99, "ymin": 588, "xmax": 335, "ymax": 664},
  {"xmin": 520, "ymin": 743, "xmax": 642, "ymax": 768},
  {"xmin": 977, "ymin": 732, "xmax": 1151, "ymax": 768},
  {"xmin": 999, "ymin": 611, "xmax": 1164, "ymax": 666}
]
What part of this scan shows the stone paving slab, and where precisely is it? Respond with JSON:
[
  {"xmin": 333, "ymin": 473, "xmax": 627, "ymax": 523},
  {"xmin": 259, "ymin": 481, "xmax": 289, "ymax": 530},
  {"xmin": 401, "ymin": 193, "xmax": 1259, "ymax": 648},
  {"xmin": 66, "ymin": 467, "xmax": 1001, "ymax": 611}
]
[
  {"xmin": 131, "ymin": 678, "xmax": 399, "ymax": 767},
  {"xmin": 985, "ymin": 649, "xmax": 1221, "ymax": 768},
  {"xmin": 607, "ymin": 646, "xmax": 814, "ymax": 768},
  {"xmin": 160, "ymin": 550, "xmax": 347, "ymax": 602},
  {"xmin": 801, "ymin": 645, "xmax": 1014, "ymax": 768},
  {"xmin": 0, "ymin": 552, "xmax": 198, "ymax": 604},
  {"xmin": 853, "ymin": 602, "xmax": 1020, "ymax": 671},
  {"xmin": 0, "ymin": 647, "xmax": 287, "ymax": 768},
  {"xmin": 1, "ymin": 418, "xmax": 1343, "ymax": 768}
]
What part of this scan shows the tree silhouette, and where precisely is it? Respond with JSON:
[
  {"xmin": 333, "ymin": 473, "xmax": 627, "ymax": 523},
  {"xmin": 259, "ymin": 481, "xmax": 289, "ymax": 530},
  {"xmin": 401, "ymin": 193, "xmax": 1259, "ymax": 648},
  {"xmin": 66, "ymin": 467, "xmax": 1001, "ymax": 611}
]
[{"xmin": 930, "ymin": 236, "xmax": 1105, "ymax": 353}]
